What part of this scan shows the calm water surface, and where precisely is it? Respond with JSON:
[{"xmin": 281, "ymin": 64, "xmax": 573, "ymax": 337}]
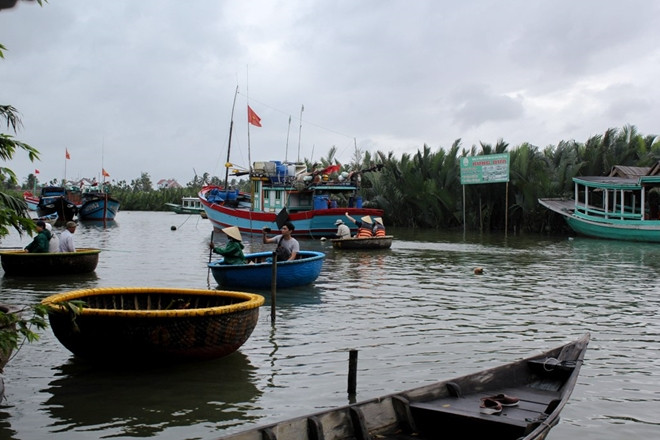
[{"xmin": 0, "ymin": 211, "xmax": 658, "ymax": 439}]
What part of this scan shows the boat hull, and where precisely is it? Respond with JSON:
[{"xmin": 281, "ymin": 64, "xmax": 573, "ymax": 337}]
[
  {"xmin": 208, "ymin": 250, "xmax": 325, "ymax": 289},
  {"xmin": 0, "ymin": 248, "xmax": 100, "ymax": 276},
  {"xmin": 217, "ymin": 334, "xmax": 590, "ymax": 440},
  {"xmin": 78, "ymin": 194, "xmax": 120, "ymax": 220},
  {"xmin": 42, "ymin": 287, "xmax": 265, "ymax": 361},
  {"xmin": 331, "ymin": 235, "xmax": 393, "ymax": 249}
]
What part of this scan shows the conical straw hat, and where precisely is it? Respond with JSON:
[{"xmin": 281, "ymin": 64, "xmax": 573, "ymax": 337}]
[
  {"xmin": 374, "ymin": 217, "xmax": 383, "ymax": 225},
  {"xmin": 222, "ymin": 226, "xmax": 242, "ymax": 241},
  {"xmin": 361, "ymin": 215, "xmax": 372, "ymax": 224}
]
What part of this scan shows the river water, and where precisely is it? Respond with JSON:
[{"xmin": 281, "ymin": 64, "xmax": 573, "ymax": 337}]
[{"xmin": 0, "ymin": 211, "xmax": 658, "ymax": 440}]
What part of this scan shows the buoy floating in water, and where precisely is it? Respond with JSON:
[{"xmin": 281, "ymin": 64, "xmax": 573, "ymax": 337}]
[
  {"xmin": 171, "ymin": 226, "xmax": 177, "ymax": 231},
  {"xmin": 474, "ymin": 267, "xmax": 483, "ymax": 275}
]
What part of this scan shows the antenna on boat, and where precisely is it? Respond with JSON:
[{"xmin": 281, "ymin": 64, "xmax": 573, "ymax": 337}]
[
  {"xmin": 297, "ymin": 104, "xmax": 304, "ymax": 162},
  {"xmin": 225, "ymin": 85, "xmax": 239, "ymax": 193},
  {"xmin": 285, "ymin": 115, "xmax": 291, "ymax": 162}
]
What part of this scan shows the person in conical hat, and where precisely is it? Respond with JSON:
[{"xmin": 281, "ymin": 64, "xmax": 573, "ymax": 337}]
[
  {"xmin": 344, "ymin": 212, "xmax": 374, "ymax": 238},
  {"xmin": 209, "ymin": 226, "xmax": 246, "ymax": 264},
  {"xmin": 334, "ymin": 218, "xmax": 351, "ymax": 239},
  {"xmin": 372, "ymin": 216, "xmax": 386, "ymax": 237}
]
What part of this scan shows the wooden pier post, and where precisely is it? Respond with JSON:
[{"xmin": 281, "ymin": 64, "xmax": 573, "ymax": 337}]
[
  {"xmin": 270, "ymin": 251, "xmax": 277, "ymax": 323},
  {"xmin": 348, "ymin": 349, "xmax": 358, "ymax": 395}
]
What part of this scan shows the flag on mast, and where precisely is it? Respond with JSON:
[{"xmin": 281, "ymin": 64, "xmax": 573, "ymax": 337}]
[
  {"xmin": 247, "ymin": 105, "xmax": 262, "ymax": 127},
  {"xmin": 65, "ymin": 148, "xmax": 70, "ymax": 160},
  {"xmin": 102, "ymin": 168, "xmax": 110, "ymax": 177},
  {"xmin": 35, "ymin": 169, "xmax": 40, "ymax": 174}
]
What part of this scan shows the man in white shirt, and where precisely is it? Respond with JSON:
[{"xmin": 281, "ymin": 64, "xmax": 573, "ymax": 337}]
[
  {"xmin": 334, "ymin": 219, "xmax": 351, "ymax": 239},
  {"xmin": 59, "ymin": 221, "xmax": 77, "ymax": 252}
]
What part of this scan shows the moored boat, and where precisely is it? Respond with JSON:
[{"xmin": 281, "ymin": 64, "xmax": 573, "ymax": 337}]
[
  {"xmin": 0, "ymin": 248, "xmax": 101, "ymax": 276},
  {"xmin": 217, "ymin": 333, "xmax": 590, "ymax": 440},
  {"xmin": 42, "ymin": 287, "xmax": 264, "ymax": 361},
  {"xmin": 165, "ymin": 196, "xmax": 206, "ymax": 216},
  {"xmin": 23, "ymin": 191, "xmax": 39, "ymax": 211},
  {"xmin": 331, "ymin": 235, "xmax": 394, "ymax": 249},
  {"xmin": 200, "ymin": 163, "xmax": 384, "ymax": 238},
  {"xmin": 36, "ymin": 186, "xmax": 79, "ymax": 224},
  {"xmin": 77, "ymin": 190, "xmax": 120, "ymax": 221},
  {"xmin": 539, "ymin": 169, "xmax": 660, "ymax": 242},
  {"xmin": 208, "ymin": 250, "xmax": 325, "ymax": 289}
]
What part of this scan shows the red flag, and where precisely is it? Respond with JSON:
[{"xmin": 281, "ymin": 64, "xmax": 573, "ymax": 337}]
[
  {"xmin": 102, "ymin": 168, "xmax": 110, "ymax": 177},
  {"xmin": 322, "ymin": 164, "xmax": 341, "ymax": 175},
  {"xmin": 35, "ymin": 169, "xmax": 40, "ymax": 174},
  {"xmin": 247, "ymin": 105, "xmax": 262, "ymax": 127},
  {"xmin": 65, "ymin": 148, "xmax": 70, "ymax": 160}
]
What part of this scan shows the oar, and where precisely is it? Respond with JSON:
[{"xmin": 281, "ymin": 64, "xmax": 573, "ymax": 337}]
[{"xmin": 208, "ymin": 230, "xmax": 214, "ymax": 263}]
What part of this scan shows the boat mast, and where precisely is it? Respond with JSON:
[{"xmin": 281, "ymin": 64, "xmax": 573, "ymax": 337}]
[
  {"xmin": 297, "ymin": 104, "xmax": 304, "ymax": 162},
  {"xmin": 225, "ymin": 85, "xmax": 239, "ymax": 192}
]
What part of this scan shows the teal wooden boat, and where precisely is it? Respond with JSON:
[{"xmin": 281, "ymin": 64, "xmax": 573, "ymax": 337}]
[{"xmin": 539, "ymin": 174, "xmax": 660, "ymax": 242}]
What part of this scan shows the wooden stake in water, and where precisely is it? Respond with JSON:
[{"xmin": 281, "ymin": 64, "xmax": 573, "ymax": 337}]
[
  {"xmin": 271, "ymin": 251, "xmax": 277, "ymax": 323},
  {"xmin": 348, "ymin": 349, "xmax": 358, "ymax": 395}
]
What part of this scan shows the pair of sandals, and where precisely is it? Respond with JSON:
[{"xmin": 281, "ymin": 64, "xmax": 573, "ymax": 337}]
[{"xmin": 479, "ymin": 394, "xmax": 520, "ymax": 414}]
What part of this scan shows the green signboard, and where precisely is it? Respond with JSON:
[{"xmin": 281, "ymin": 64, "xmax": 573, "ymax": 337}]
[{"xmin": 460, "ymin": 153, "xmax": 510, "ymax": 184}]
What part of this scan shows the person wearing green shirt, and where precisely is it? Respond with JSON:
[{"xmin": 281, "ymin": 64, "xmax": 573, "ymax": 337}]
[
  {"xmin": 25, "ymin": 220, "xmax": 52, "ymax": 253},
  {"xmin": 209, "ymin": 226, "xmax": 246, "ymax": 264}
]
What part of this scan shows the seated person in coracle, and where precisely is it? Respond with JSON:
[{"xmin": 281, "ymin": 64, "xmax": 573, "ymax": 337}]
[
  {"xmin": 345, "ymin": 212, "xmax": 373, "ymax": 238},
  {"xmin": 210, "ymin": 226, "xmax": 246, "ymax": 264},
  {"xmin": 25, "ymin": 220, "xmax": 52, "ymax": 253}
]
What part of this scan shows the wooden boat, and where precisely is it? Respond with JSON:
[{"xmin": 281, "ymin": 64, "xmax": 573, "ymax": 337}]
[
  {"xmin": 539, "ymin": 173, "xmax": 660, "ymax": 242},
  {"xmin": 23, "ymin": 191, "xmax": 39, "ymax": 211},
  {"xmin": 218, "ymin": 334, "xmax": 590, "ymax": 440},
  {"xmin": 36, "ymin": 186, "xmax": 79, "ymax": 224},
  {"xmin": 331, "ymin": 235, "xmax": 394, "ymax": 249},
  {"xmin": 0, "ymin": 248, "xmax": 101, "ymax": 276},
  {"xmin": 42, "ymin": 287, "xmax": 265, "ymax": 361},
  {"xmin": 165, "ymin": 196, "xmax": 206, "ymax": 215},
  {"xmin": 208, "ymin": 250, "xmax": 325, "ymax": 289},
  {"xmin": 77, "ymin": 190, "xmax": 120, "ymax": 221}
]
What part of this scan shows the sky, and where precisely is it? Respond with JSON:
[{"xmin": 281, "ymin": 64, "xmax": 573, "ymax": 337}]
[{"xmin": 2, "ymin": 0, "xmax": 659, "ymax": 187}]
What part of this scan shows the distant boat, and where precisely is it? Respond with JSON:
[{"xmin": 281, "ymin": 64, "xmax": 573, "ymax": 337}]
[
  {"xmin": 217, "ymin": 334, "xmax": 590, "ymax": 440},
  {"xmin": 36, "ymin": 186, "xmax": 78, "ymax": 224},
  {"xmin": 0, "ymin": 248, "xmax": 101, "ymax": 276},
  {"xmin": 165, "ymin": 196, "xmax": 206, "ymax": 216},
  {"xmin": 22, "ymin": 191, "xmax": 39, "ymax": 211},
  {"xmin": 208, "ymin": 250, "xmax": 325, "ymax": 289},
  {"xmin": 42, "ymin": 287, "xmax": 264, "ymax": 361},
  {"xmin": 331, "ymin": 235, "xmax": 394, "ymax": 249},
  {"xmin": 539, "ymin": 170, "xmax": 660, "ymax": 243},
  {"xmin": 78, "ymin": 190, "xmax": 120, "ymax": 221}
]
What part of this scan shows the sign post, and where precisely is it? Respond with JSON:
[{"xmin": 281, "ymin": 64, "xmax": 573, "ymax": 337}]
[{"xmin": 460, "ymin": 153, "xmax": 510, "ymax": 236}]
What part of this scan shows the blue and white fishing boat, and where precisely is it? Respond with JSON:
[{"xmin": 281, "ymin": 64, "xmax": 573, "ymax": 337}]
[
  {"xmin": 77, "ymin": 190, "xmax": 120, "ymax": 221},
  {"xmin": 539, "ymin": 168, "xmax": 660, "ymax": 243},
  {"xmin": 208, "ymin": 250, "xmax": 325, "ymax": 289}
]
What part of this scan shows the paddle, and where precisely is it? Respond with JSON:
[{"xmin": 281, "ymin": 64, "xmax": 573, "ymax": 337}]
[
  {"xmin": 276, "ymin": 207, "xmax": 289, "ymax": 229},
  {"xmin": 208, "ymin": 230, "xmax": 214, "ymax": 263}
]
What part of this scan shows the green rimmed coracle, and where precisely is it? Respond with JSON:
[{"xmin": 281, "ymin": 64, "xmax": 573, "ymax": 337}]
[{"xmin": 42, "ymin": 287, "xmax": 264, "ymax": 362}]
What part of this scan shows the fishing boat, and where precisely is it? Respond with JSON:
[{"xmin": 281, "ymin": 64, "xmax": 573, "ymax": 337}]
[
  {"xmin": 42, "ymin": 287, "xmax": 265, "ymax": 361},
  {"xmin": 539, "ymin": 169, "xmax": 660, "ymax": 242},
  {"xmin": 36, "ymin": 186, "xmax": 79, "ymax": 223},
  {"xmin": 22, "ymin": 191, "xmax": 39, "ymax": 211},
  {"xmin": 77, "ymin": 190, "xmax": 120, "ymax": 221},
  {"xmin": 165, "ymin": 196, "xmax": 206, "ymax": 216},
  {"xmin": 208, "ymin": 250, "xmax": 325, "ymax": 289},
  {"xmin": 0, "ymin": 248, "xmax": 101, "ymax": 276},
  {"xmin": 331, "ymin": 235, "xmax": 394, "ymax": 249},
  {"xmin": 199, "ymin": 163, "xmax": 384, "ymax": 238},
  {"xmin": 217, "ymin": 334, "xmax": 589, "ymax": 440}
]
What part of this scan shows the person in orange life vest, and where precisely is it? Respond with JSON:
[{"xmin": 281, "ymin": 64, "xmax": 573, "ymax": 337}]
[
  {"xmin": 372, "ymin": 217, "xmax": 386, "ymax": 237},
  {"xmin": 345, "ymin": 212, "xmax": 373, "ymax": 238}
]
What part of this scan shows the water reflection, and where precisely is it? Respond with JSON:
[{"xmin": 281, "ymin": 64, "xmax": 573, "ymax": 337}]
[{"xmin": 43, "ymin": 351, "xmax": 261, "ymax": 437}]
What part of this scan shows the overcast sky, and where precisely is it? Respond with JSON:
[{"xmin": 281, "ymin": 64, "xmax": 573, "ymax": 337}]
[{"xmin": 2, "ymin": 0, "xmax": 659, "ymax": 187}]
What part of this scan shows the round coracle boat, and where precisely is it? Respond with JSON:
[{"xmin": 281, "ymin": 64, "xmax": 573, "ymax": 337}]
[
  {"xmin": 330, "ymin": 235, "xmax": 393, "ymax": 250},
  {"xmin": 0, "ymin": 248, "xmax": 100, "ymax": 276},
  {"xmin": 42, "ymin": 287, "xmax": 264, "ymax": 361}
]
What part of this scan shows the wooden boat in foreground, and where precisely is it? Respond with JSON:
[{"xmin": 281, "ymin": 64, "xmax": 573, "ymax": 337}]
[
  {"xmin": 0, "ymin": 248, "xmax": 101, "ymax": 276},
  {"xmin": 331, "ymin": 235, "xmax": 393, "ymax": 249},
  {"xmin": 218, "ymin": 334, "xmax": 590, "ymax": 440},
  {"xmin": 208, "ymin": 250, "xmax": 325, "ymax": 289},
  {"xmin": 42, "ymin": 287, "xmax": 265, "ymax": 361}
]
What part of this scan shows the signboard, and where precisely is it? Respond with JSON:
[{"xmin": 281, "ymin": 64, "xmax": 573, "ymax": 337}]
[{"xmin": 460, "ymin": 153, "xmax": 510, "ymax": 185}]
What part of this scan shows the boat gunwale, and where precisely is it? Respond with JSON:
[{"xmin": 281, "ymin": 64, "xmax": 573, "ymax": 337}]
[{"xmin": 41, "ymin": 287, "xmax": 265, "ymax": 318}]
